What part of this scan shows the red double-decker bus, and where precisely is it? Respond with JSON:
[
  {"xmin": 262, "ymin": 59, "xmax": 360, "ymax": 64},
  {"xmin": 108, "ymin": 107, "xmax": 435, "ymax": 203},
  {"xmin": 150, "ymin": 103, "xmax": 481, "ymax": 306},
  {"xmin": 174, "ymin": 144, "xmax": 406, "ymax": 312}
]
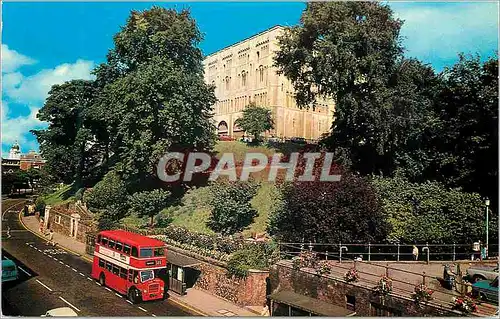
[{"xmin": 91, "ymin": 230, "xmax": 168, "ymax": 303}]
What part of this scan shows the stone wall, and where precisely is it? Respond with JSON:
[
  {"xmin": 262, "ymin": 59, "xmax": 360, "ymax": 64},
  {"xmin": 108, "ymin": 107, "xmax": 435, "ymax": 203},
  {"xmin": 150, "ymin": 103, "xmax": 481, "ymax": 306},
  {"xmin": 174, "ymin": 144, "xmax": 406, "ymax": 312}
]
[
  {"xmin": 193, "ymin": 261, "xmax": 268, "ymax": 307},
  {"xmin": 165, "ymin": 245, "xmax": 269, "ymax": 307},
  {"xmin": 46, "ymin": 205, "xmax": 96, "ymax": 244},
  {"xmin": 269, "ymin": 261, "xmax": 459, "ymax": 317}
]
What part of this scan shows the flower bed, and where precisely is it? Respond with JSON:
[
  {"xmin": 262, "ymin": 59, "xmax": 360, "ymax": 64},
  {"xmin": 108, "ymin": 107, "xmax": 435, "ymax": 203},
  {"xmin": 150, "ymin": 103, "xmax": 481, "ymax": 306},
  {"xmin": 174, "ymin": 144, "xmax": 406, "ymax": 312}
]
[
  {"xmin": 344, "ymin": 268, "xmax": 359, "ymax": 282},
  {"xmin": 374, "ymin": 275, "xmax": 393, "ymax": 295},
  {"xmin": 291, "ymin": 251, "xmax": 318, "ymax": 270},
  {"xmin": 451, "ymin": 296, "xmax": 478, "ymax": 314},
  {"xmin": 316, "ymin": 260, "xmax": 332, "ymax": 275},
  {"xmin": 412, "ymin": 283, "xmax": 433, "ymax": 304}
]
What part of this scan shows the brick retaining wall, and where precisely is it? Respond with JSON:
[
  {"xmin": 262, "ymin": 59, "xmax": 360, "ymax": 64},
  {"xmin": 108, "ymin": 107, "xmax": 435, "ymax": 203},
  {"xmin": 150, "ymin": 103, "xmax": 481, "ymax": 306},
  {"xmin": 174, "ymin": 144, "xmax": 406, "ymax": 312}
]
[{"xmin": 269, "ymin": 261, "xmax": 460, "ymax": 317}]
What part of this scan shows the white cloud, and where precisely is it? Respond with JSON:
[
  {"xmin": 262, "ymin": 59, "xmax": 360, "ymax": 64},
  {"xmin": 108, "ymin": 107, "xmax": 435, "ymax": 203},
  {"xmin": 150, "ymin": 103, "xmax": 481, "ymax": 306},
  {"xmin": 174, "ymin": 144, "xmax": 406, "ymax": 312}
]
[
  {"xmin": 3, "ymin": 59, "xmax": 96, "ymax": 105},
  {"xmin": 1, "ymin": 44, "xmax": 37, "ymax": 73},
  {"xmin": 1, "ymin": 100, "xmax": 46, "ymax": 153},
  {"xmin": 1, "ymin": 45, "xmax": 96, "ymax": 154},
  {"xmin": 393, "ymin": 2, "xmax": 499, "ymax": 70}
]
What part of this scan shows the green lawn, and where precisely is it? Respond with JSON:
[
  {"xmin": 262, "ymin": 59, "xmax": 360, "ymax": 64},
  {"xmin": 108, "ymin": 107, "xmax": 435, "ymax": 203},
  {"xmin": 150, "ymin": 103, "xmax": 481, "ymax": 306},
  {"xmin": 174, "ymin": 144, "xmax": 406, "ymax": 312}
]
[
  {"xmin": 41, "ymin": 141, "xmax": 288, "ymax": 237},
  {"xmin": 40, "ymin": 184, "xmax": 76, "ymax": 206},
  {"xmin": 161, "ymin": 142, "xmax": 286, "ymax": 236},
  {"xmin": 214, "ymin": 141, "xmax": 275, "ymax": 162}
]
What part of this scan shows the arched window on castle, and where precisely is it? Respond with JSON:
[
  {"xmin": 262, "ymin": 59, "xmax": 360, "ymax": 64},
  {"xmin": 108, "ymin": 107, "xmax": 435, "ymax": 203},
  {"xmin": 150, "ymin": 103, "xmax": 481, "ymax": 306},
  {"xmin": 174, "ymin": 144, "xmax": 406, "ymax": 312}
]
[
  {"xmin": 241, "ymin": 70, "xmax": 247, "ymax": 87},
  {"xmin": 259, "ymin": 65, "xmax": 264, "ymax": 83}
]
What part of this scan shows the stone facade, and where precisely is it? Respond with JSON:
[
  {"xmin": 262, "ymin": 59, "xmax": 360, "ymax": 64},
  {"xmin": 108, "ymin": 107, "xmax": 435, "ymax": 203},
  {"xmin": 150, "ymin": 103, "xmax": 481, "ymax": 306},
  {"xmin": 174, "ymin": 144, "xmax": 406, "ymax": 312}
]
[
  {"xmin": 193, "ymin": 262, "xmax": 268, "ymax": 307},
  {"xmin": 163, "ymin": 245, "xmax": 269, "ymax": 307},
  {"xmin": 203, "ymin": 25, "xmax": 335, "ymax": 141},
  {"xmin": 269, "ymin": 261, "xmax": 460, "ymax": 317},
  {"xmin": 44, "ymin": 203, "xmax": 97, "ymax": 244}
]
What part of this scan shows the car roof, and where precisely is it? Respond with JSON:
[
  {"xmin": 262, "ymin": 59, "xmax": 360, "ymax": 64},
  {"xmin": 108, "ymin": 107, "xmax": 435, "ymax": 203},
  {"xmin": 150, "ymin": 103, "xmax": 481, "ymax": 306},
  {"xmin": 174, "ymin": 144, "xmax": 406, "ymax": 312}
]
[
  {"xmin": 2, "ymin": 259, "xmax": 16, "ymax": 267},
  {"xmin": 99, "ymin": 230, "xmax": 166, "ymax": 247},
  {"xmin": 46, "ymin": 307, "xmax": 78, "ymax": 316}
]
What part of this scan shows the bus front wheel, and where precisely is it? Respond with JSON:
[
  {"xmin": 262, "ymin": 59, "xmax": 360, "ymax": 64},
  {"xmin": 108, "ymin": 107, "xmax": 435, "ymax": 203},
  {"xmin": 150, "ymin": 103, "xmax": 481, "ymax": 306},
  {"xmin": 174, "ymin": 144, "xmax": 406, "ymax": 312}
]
[
  {"xmin": 99, "ymin": 273, "xmax": 105, "ymax": 286},
  {"xmin": 128, "ymin": 287, "xmax": 141, "ymax": 304}
]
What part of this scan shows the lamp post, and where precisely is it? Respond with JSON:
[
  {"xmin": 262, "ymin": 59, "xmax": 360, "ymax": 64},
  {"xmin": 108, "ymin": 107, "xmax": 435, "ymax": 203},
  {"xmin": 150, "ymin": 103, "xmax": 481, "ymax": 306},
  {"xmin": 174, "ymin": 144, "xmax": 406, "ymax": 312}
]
[{"xmin": 485, "ymin": 198, "xmax": 490, "ymax": 258}]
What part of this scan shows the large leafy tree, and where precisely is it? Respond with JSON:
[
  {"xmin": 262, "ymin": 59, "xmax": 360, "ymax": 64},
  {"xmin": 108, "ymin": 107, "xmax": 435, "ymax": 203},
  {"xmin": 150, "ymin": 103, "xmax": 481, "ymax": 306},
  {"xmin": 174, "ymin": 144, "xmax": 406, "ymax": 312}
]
[
  {"xmin": 274, "ymin": 2, "xmax": 403, "ymax": 108},
  {"xmin": 429, "ymin": 54, "xmax": 498, "ymax": 203},
  {"xmin": 94, "ymin": 7, "xmax": 216, "ymax": 186},
  {"xmin": 32, "ymin": 80, "xmax": 102, "ymax": 187},
  {"xmin": 274, "ymin": 2, "xmax": 431, "ymax": 177},
  {"xmin": 235, "ymin": 103, "xmax": 274, "ymax": 141}
]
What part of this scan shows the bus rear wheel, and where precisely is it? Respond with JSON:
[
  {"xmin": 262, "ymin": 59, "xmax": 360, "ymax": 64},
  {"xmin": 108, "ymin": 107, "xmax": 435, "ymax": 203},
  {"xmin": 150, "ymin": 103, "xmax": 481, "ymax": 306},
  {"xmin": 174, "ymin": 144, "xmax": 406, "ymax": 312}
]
[
  {"xmin": 128, "ymin": 287, "xmax": 141, "ymax": 304},
  {"xmin": 99, "ymin": 273, "xmax": 105, "ymax": 286}
]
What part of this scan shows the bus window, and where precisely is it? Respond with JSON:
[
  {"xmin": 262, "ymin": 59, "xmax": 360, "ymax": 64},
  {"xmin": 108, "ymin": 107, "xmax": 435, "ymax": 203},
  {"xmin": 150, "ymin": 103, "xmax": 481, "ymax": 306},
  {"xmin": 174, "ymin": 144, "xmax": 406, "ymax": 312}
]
[
  {"xmin": 128, "ymin": 270, "xmax": 133, "ymax": 282},
  {"xmin": 131, "ymin": 246, "xmax": 138, "ymax": 257},
  {"xmin": 140, "ymin": 248, "xmax": 153, "ymax": 258},
  {"xmin": 112, "ymin": 265, "xmax": 120, "ymax": 276},
  {"xmin": 123, "ymin": 245, "xmax": 131, "ymax": 255},
  {"xmin": 98, "ymin": 258, "xmax": 105, "ymax": 268},
  {"xmin": 140, "ymin": 270, "xmax": 154, "ymax": 283},
  {"xmin": 154, "ymin": 247, "xmax": 165, "ymax": 257},
  {"xmin": 106, "ymin": 261, "xmax": 112, "ymax": 272},
  {"xmin": 115, "ymin": 241, "xmax": 123, "ymax": 252},
  {"xmin": 119, "ymin": 267, "xmax": 127, "ymax": 279},
  {"xmin": 108, "ymin": 240, "xmax": 115, "ymax": 249},
  {"xmin": 101, "ymin": 237, "xmax": 108, "ymax": 246}
]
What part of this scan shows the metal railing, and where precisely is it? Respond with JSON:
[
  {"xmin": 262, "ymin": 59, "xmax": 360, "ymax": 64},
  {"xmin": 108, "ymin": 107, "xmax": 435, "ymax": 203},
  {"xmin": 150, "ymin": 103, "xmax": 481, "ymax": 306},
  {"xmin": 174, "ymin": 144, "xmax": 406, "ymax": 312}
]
[
  {"xmin": 277, "ymin": 242, "xmax": 499, "ymax": 263},
  {"xmin": 276, "ymin": 243, "xmax": 495, "ymax": 313}
]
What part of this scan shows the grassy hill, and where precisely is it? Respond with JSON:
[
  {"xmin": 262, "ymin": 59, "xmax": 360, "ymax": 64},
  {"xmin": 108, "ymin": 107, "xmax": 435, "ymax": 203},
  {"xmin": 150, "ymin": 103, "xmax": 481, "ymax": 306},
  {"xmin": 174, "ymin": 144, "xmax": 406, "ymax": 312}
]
[{"xmin": 43, "ymin": 141, "xmax": 303, "ymax": 237}]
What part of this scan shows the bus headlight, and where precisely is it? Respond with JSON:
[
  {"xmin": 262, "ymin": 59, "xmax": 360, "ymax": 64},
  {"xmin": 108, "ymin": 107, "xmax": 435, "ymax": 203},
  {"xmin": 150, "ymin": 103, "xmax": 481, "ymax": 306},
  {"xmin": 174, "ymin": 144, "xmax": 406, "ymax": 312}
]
[{"xmin": 143, "ymin": 290, "xmax": 147, "ymax": 293}]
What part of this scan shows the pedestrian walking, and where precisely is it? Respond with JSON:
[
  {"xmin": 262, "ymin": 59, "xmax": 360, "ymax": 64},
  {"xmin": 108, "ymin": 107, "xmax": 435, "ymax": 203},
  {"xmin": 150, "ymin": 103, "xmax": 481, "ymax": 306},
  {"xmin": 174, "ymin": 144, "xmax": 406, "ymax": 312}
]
[
  {"xmin": 39, "ymin": 219, "xmax": 44, "ymax": 233},
  {"xmin": 6, "ymin": 226, "xmax": 11, "ymax": 238},
  {"xmin": 261, "ymin": 302, "xmax": 270, "ymax": 316},
  {"xmin": 412, "ymin": 245, "xmax": 419, "ymax": 261},
  {"xmin": 47, "ymin": 229, "xmax": 55, "ymax": 246}
]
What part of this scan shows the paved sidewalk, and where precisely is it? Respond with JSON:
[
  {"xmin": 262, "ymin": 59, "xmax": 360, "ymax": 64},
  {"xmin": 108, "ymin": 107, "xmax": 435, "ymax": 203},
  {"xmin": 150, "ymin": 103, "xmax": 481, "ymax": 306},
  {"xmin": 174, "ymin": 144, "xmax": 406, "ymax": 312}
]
[
  {"xmin": 21, "ymin": 215, "xmax": 260, "ymax": 317},
  {"xmin": 21, "ymin": 215, "xmax": 93, "ymax": 261}
]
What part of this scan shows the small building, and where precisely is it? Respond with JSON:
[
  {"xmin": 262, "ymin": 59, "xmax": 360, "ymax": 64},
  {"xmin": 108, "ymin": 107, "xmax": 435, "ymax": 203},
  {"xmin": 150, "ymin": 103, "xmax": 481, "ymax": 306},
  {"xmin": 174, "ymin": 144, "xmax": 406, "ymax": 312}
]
[
  {"xmin": 44, "ymin": 202, "xmax": 97, "ymax": 244},
  {"xmin": 269, "ymin": 290, "xmax": 356, "ymax": 316},
  {"xmin": 166, "ymin": 250, "xmax": 201, "ymax": 295}
]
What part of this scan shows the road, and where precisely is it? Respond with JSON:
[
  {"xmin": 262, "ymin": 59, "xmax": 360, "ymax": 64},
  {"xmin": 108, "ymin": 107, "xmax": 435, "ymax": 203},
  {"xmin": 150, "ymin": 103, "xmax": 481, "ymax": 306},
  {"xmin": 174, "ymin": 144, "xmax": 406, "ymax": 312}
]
[{"xmin": 1, "ymin": 199, "xmax": 193, "ymax": 316}]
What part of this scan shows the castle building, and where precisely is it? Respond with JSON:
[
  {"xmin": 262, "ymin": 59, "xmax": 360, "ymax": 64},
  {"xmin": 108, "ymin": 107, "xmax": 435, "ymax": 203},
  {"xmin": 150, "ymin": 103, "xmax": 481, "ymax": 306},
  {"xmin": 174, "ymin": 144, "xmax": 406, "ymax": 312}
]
[{"xmin": 203, "ymin": 25, "xmax": 335, "ymax": 141}]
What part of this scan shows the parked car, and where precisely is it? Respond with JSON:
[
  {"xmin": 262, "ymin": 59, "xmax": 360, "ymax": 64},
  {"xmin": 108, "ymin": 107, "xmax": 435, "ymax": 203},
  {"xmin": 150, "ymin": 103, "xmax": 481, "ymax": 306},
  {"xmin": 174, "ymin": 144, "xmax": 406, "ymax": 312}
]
[
  {"xmin": 1, "ymin": 259, "xmax": 18, "ymax": 283},
  {"xmin": 472, "ymin": 276, "xmax": 498, "ymax": 304},
  {"xmin": 466, "ymin": 264, "xmax": 499, "ymax": 282},
  {"xmin": 42, "ymin": 307, "xmax": 78, "ymax": 317}
]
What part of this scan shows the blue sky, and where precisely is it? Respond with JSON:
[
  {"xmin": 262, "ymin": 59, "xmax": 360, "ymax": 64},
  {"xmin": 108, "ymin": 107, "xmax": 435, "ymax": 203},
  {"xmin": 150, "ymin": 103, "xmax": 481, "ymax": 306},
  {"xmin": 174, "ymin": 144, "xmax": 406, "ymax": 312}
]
[{"xmin": 2, "ymin": 1, "xmax": 498, "ymax": 155}]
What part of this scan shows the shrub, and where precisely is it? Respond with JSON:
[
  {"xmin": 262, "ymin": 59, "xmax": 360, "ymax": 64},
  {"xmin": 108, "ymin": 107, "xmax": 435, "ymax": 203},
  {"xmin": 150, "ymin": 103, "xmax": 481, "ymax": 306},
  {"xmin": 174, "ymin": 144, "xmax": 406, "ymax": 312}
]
[
  {"xmin": 83, "ymin": 171, "xmax": 129, "ymax": 220},
  {"xmin": 208, "ymin": 181, "xmax": 259, "ymax": 235},
  {"xmin": 371, "ymin": 175, "xmax": 498, "ymax": 244},
  {"xmin": 226, "ymin": 243, "xmax": 274, "ymax": 278},
  {"xmin": 269, "ymin": 158, "xmax": 389, "ymax": 243}
]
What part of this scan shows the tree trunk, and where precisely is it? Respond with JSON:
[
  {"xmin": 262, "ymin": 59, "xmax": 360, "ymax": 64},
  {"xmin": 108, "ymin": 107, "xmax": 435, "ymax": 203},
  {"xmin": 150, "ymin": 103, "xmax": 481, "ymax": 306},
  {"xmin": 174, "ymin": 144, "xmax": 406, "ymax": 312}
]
[{"xmin": 150, "ymin": 215, "xmax": 154, "ymax": 228}]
